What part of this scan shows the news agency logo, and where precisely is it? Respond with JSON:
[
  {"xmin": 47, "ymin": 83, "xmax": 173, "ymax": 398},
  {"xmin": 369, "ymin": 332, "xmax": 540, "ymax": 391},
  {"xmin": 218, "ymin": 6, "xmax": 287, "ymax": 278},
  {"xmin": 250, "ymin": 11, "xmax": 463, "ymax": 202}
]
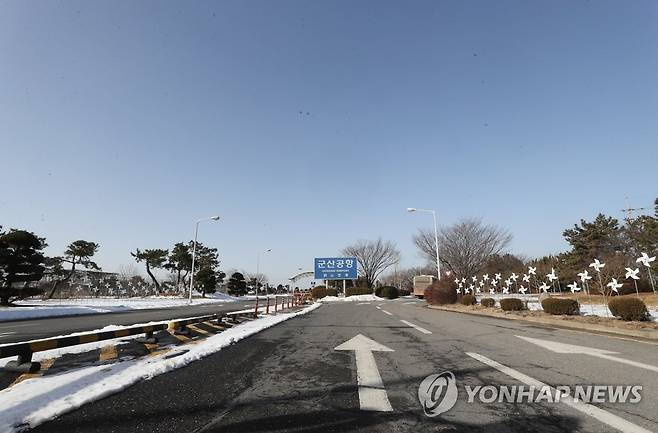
[
  {"xmin": 418, "ymin": 372, "xmax": 642, "ymax": 417},
  {"xmin": 417, "ymin": 371, "xmax": 458, "ymax": 417}
]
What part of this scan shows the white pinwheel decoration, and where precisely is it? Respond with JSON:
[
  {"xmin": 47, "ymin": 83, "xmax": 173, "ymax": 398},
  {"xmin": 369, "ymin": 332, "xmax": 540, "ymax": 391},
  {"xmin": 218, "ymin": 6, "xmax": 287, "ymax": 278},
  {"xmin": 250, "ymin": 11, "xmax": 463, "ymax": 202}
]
[
  {"xmin": 539, "ymin": 282, "xmax": 550, "ymax": 293},
  {"xmin": 518, "ymin": 285, "xmax": 527, "ymax": 294},
  {"xmin": 454, "ymin": 278, "xmax": 460, "ymax": 285},
  {"xmin": 546, "ymin": 268, "xmax": 558, "ymax": 282},
  {"xmin": 456, "ymin": 287, "xmax": 461, "ymax": 294},
  {"xmin": 502, "ymin": 287, "xmax": 510, "ymax": 294},
  {"xmin": 522, "ymin": 274, "xmax": 530, "ymax": 283},
  {"xmin": 104, "ymin": 282, "xmax": 111, "ymax": 289},
  {"xmin": 489, "ymin": 288, "xmax": 495, "ymax": 295},
  {"xmin": 468, "ymin": 284, "xmax": 475, "ymax": 292},
  {"xmin": 495, "ymin": 273, "xmax": 502, "ymax": 281},
  {"xmin": 479, "ymin": 280, "xmax": 485, "ymax": 287},
  {"xmin": 625, "ymin": 267, "xmax": 640, "ymax": 280},
  {"xmin": 458, "ymin": 282, "xmax": 464, "ymax": 289},
  {"xmin": 483, "ymin": 274, "xmax": 490, "ymax": 282},
  {"xmin": 577, "ymin": 270, "xmax": 592, "ymax": 283},
  {"xmin": 637, "ymin": 252, "xmax": 656, "ymax": 268},
  {"xmin": 505, "ymin": 279, "xmax": 512, "ymax": 287},
  {"xmin": 510, "ymin": 273, "xmax": 518, "ymax": 281},
  {"xmin": 607, "ymin": 278, "xmax": 623, "ymax": 294},
  {"xmin": 461, "ymin": 277, "xmax": 467, "ymax": 284},
  {"xmin": 589, "ymin": 258, "xmax": 606, "ymax": 273},
  {"xmin": 472, "ymin": 276, "xmax": 478, "ymax": 283},
  {"xmin": 476, "ymin": 286, "xmax": 482, "ymax": 294},
  {"xmin": 491, "ymin": 279, "xmax": 498, "ymax": 286},
  {"xmin": 465, "ymin": 287, "xmax": 471, "ymax": 294},
  {"xmin": 567, "ymin": 282, "xmax": 581, "ymax": 293},
  {"xmin": 528, "ymin": 266, "xmax": 537, "ymax": 276}
]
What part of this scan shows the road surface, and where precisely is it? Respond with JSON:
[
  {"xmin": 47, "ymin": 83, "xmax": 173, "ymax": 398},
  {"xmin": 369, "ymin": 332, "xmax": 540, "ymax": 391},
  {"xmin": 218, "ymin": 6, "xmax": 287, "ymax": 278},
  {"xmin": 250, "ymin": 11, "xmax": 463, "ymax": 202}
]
[
  {"xmin": 0, "ymin": 300, "xmax": 255, "ymax": 344},
  {"xmin": 29, "ymin": 299, "xmax": 658, "ymax": 432}
]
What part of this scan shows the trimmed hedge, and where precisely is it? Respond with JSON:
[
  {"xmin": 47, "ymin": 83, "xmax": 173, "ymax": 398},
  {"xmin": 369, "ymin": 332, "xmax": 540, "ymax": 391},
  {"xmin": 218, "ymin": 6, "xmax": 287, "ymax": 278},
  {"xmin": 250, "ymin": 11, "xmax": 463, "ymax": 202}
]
[
  {"xmin": 481, "ymin": 297, "xmax": 496, "ymax": 308},
  {"xmin": 541, "ymin": 298, "xmax": 580, "ymax": 315},
  {"xmin": 311, "ymin": 286, "xmax": 327, "ymax": 299},
  {"xmin": 379, "ymin": 286, "xmax": 399, "ymax": 299},
  {"xmin": 500, "ymin": 298, "xmax": 525, "ymax": 311},
  {"xmin": 608, "ymin": 297, "xmax": 649, "ymax": 321},
  {"xmin": 461, "ymin": 294, "xmax": 476, "ymax": 305},
  {"xmin": 399, "ymin": 289, "xmax": 411, "ymax": 297},
  {"xmin": 346, "ymin": 287, "xmax": 372, "ymax": 297},
  {"xmin": 424, "ymin": 280, "xmax": 458, "ymax": 305}
]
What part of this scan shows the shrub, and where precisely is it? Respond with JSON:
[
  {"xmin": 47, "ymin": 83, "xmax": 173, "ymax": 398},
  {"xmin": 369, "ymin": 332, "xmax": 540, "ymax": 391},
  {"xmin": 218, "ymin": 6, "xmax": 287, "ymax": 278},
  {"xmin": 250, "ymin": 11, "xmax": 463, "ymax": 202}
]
[
  {"xmin": 500, "ymin": 298, "xmax": 525, "ymax": 311},
  {"xmin": 311, "ymin": 286, "xmax": 328, "ymax": 299},
  {"xmin": 326, "ymin": 288, "xmax": 337, "ymax": 297},
  {"xmin": 379, "ymin": 286, "xmax": 399, "ymax": 299},
  {"xmin": 399, "ymin": 289, "xmax": 411, "ymax": 297},
  {"xmin": 346, "ymin": 287, "xmax": 372, "ymax": 297},
  {"xmin": 461, "ymin": 294, "xmax": 476, "ymax": 305},
  {"xmin": 424, "ymin": 279, "xmax": 458, "ymax": 305},
  {"xmin": 608, "ymin": 297, "xmax": 649, "ymax": 321},
  {"xmin": 374, "ymin": 286, "xmax": 383, "ymax": 297},
  {"xmin": 541, "ymin": 298, "xmax": 580, "ymax": 315},
  {"xmin": 481, "ymin": 297, "xmax": 496, "ymax": 308}
]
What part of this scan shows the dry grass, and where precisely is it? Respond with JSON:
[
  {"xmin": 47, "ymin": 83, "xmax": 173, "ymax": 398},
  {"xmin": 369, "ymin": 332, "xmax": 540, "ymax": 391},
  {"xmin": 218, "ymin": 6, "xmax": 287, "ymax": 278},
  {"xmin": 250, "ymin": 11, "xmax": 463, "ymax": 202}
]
[{"xmin": 553, "ymin": 292, "xmax": 657, "ymax": 306}]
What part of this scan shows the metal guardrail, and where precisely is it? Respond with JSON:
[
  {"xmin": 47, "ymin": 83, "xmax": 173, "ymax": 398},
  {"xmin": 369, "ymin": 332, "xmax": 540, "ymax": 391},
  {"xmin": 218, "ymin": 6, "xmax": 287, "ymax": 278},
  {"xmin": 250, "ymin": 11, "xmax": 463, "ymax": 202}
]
[{"xmin": 0, "ymin": 294, "xmax": 304, "ymax": 373}]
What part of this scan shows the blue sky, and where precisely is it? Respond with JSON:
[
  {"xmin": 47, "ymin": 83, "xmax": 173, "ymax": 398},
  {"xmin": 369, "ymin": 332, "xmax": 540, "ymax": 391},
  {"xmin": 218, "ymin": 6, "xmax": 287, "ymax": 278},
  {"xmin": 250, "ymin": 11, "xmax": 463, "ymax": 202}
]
[{"xmin": 1, "ymin": 0, "xmax": 657, "ymax": 283}]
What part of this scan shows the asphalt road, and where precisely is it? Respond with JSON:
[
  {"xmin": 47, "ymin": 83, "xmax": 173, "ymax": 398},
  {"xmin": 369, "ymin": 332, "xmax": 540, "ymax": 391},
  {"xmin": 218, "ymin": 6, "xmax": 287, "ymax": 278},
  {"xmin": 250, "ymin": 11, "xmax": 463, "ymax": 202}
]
[
  {"xmin": 29, "ymin": 299, "xmax": 658, "ymax": 432},
  {"xmin": 0, "ymin": 301, "xmax": 255, "ymax": 344}
]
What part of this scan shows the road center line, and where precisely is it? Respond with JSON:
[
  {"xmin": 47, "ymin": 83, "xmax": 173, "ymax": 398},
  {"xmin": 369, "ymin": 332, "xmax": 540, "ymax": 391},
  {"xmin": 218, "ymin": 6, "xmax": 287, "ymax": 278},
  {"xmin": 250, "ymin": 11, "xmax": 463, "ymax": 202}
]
[
  {"xmin": 466, "ymin": 352, "xmax": 651, "ymax": 433},
  {"xmin": 380, "ymin": 310, "xmax": 393, "ymax": 316},
  {"xmin": 399, "ymin": 319, "xmax": 432, "ymax": 334}
]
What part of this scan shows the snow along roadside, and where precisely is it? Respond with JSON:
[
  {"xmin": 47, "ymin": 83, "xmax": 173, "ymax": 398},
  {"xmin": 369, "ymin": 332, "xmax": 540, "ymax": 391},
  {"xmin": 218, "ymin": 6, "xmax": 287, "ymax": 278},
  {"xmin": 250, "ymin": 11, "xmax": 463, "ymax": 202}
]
[{"xmin": 0, "ymin": 302, "xmax": 322, "ymax": 433}]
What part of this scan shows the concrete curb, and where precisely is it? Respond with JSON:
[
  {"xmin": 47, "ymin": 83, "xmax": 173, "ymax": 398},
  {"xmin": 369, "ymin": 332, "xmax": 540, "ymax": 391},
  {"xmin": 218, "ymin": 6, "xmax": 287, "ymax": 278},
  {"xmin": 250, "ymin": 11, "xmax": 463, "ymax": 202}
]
[{"xmin": 428, "ymin": 305, "xmax": 658, "ymax": 343}]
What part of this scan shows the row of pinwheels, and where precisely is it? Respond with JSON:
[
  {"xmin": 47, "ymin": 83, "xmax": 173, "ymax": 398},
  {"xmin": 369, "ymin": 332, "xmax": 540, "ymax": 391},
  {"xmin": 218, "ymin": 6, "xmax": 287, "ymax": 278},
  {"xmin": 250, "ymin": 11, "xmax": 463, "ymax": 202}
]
[
  {"xmin": 60, "ymin": 279, "xmax": 170, "ymax": 298},
  {"xmin": 454, "ymin": 252, "xmax": 656, "ymax": 298}
]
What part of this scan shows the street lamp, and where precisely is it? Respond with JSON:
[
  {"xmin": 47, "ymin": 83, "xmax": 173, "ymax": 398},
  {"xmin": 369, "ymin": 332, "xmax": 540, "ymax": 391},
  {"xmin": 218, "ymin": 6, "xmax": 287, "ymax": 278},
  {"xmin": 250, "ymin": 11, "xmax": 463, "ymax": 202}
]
[
  {"xmin": 256, "ymin": 248, "xmax": 272, "ymax": 296},
  {"xmin": 189, "ymin": 215, "xmax": 220, "ymax": 304},
  {"xmin": 407, "ymin": 207, "xmax": 441, "ymax": 281}
]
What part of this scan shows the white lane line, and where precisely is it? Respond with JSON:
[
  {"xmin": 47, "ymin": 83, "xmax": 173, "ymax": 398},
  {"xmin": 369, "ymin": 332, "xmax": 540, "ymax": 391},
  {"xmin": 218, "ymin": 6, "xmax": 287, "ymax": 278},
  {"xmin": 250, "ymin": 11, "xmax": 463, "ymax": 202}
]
[
  {"xmin": 381, "ymin": 310, "xmax": 393, "ymax": 316},
  {"xmin": 466, "ymin": 352, "xmax": 651, "ymax": 433},
  {"xmin": 403, "ymin": 302, "xmax": 417, "ymax": 305},
  {"xmin": 400, "ymin": 319, "xmax": 432, "ymax": 334},
  {"xmin": 375, "ymin": 306, "xmax": 382, "ymax": 310},
  {"xmin": 357, "ymin": 303, "xmax": 371, "ymax": 305}
]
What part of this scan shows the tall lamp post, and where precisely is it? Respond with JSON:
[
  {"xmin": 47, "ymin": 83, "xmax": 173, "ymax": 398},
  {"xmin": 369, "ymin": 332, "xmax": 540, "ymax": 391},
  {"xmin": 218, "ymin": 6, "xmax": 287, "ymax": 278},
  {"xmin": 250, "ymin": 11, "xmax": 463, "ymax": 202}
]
[
  {"xmin": 255, "ymin": 248, "xmax": 272, "ymax": 300},
  {"xmin": 189, "ymin": 215, "xmax": 220, "ymax": 304},
  {"xmin": 407, "ymin": 207, "xmax": 441, "ymax": 281}
]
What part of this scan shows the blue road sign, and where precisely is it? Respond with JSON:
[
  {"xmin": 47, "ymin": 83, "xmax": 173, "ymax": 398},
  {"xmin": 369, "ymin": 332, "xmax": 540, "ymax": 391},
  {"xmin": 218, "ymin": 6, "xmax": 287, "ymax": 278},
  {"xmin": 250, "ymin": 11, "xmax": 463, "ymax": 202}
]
[{"xmin": 314, "ymin": 257, "xmax": 358, "ymax": 280}]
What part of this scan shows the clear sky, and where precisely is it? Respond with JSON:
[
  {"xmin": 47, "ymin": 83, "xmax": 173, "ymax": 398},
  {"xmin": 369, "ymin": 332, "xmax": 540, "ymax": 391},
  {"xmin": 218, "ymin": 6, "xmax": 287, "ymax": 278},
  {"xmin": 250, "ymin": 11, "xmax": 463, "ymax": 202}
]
[{"xmin": 1, "ymin": 0, "xmax": 657, "ymax": 284}]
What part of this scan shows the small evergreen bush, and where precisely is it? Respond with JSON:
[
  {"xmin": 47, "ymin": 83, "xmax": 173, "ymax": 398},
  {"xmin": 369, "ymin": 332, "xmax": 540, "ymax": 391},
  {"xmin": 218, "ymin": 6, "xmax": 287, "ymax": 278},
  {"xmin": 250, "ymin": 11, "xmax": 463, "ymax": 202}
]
[
  {"xmin": 608, "ymin": 297, "xmax": 649, "ymax": 321},
  {"xmin": 481, "ymin": 297, "xmax": 496, "ymax": 308},
  {"xmin": 461, "ymin": 294, "xmax": 476, "ymax": 305},
  {"xmin": 500, "ymin": 298, "xmax": 525, "ymax": 311},
  {"xmin": 541, "ymin": 298, "xmax": 580, "ymax": 315}
]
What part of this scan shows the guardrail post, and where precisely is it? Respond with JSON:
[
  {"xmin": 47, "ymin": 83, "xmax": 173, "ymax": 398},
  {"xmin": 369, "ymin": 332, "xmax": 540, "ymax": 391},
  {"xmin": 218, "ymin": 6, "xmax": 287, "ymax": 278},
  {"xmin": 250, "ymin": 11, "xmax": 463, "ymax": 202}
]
[
  {"xmin": 136, "ymin": 330, "xmax": 158, "ymax": 344},
  {"xmin": 288, "ymin": 295, "xmax": 291, "ymax": 309},
  {"xmin": 274, "ymin": 296, "xmax": 278, "ymax": 313},
  {"xmin": 4, "ymin": 352, "xmax": 40, "ymax": 373},
  {"xmin": 266, "ymin": 296, "xmax": 270, "ymax": 314}
]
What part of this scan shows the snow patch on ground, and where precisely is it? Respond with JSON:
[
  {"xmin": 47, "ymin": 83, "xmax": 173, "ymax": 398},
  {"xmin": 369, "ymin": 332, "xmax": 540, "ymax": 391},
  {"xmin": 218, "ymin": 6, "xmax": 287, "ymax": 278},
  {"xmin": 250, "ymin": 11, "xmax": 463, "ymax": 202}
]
[
  {"xmin": 0, "ymin": 303, "xmax": 321, "ymax": 433},
  {"xmin": 319, "ymin": 294, "xmax": 384, "ymax": 303},
  {"xmin": 0, "ymin": 295, "xmax": 239, "ymax": 322}
]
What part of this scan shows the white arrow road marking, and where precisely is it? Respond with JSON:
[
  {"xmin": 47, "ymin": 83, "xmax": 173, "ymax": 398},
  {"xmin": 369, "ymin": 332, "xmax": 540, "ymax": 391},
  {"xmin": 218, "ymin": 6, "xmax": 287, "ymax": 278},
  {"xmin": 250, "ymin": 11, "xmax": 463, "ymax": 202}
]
[
  {"xmin": 517, "ymin": 336, "xmax": 658, "ymax": 373},
  {"xmin": 467, "ymin": 352, "xmax": 651, "ymax": 433},
  {"xmin": 399, "ymin": 319, "xmax": 432, "ymax": 334},
  {"xmin": 335, "ymin": 334, "xmax": 394, "ymax": 412},
  {"xmin": 381, "ymin": 309, "xmax": 393, "ymax": 316}
]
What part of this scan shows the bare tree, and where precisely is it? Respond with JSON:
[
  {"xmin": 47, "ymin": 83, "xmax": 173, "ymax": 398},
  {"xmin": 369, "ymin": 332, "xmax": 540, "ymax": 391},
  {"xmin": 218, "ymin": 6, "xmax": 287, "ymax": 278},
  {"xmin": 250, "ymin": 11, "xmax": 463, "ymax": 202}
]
[
  {"xmin": 342, "ymin": 238, "xmax": 401, "ymax": 288},
  {"xmin": 414, "ymin": 218, "xmax": 512, "ymax": 279}
]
